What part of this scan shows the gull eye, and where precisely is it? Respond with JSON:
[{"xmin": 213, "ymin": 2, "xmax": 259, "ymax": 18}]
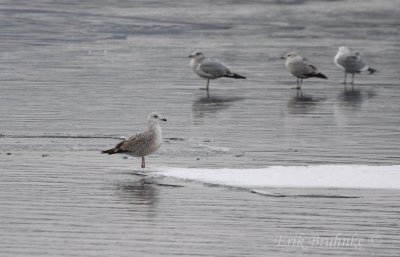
[{"xmin": 154, "ymin": 115, "xmax": 158, "ymax": 118}]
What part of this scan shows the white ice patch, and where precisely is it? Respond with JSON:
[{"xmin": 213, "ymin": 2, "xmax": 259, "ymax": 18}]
[{"xmin": 154, "ymin": 165, "xmax": 400, "ymax": 189}]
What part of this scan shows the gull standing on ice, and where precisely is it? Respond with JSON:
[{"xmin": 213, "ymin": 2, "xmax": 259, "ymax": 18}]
[
  {"xmin": 188, "ymin": 51, "xmax": 246, "ymax": 91},
  {"xmin": 334, "ymin": 46, "xmax": 377, "ymax": 85},
  {"xmin": 102, "ymin": 112, "xmax": 167, "ymax": 168},
  {"xmin": 281, "ymin": 52, "xmax": 327, "ymax": 96}
]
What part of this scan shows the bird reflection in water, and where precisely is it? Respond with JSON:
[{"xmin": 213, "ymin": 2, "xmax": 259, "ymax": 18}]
[
  {"xmin": 337, "ymin": 88, "xmax": 376, "ymax": 109},
  {"xmin": 287, "ymin": 94, "xmax": 326, "ymax": 115},
  {"xmin": 192, "ymin": 94, "xmax": 244, "ymax": 119},
  {"xmin": 115, "ymin": 178, "xmax": 159, "ymax": 210}
]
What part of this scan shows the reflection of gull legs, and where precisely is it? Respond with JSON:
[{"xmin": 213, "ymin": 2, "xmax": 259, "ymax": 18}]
[
  {"xmin": 296, "ymin": 78, "xmax": 303, "ymax": 97},
  {"xmin": 343, "ymin": 72, "xmax": 356, "ymax": 90},
  {"xmin": 350, "ymin": 73, "xmax": 356, "ymax": 91},
  {"xmin": 199, "ymin": 79, "xmax": 211, "ymax": 100},
  {"xmin": 343, "ymin": 73, "xmax": 355, "ymax": 91}
]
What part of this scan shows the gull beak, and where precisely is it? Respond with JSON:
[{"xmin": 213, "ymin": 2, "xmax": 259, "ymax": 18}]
[
  {"xmin": 188, "ymin": 55, "xmax": 193, "ymax": 58},
  {"xmin": 161, "ymin": 118, "xmax": 167, "ymax": 121},
  {"xmin": 281, "ymin": 56, "xmax": 286, "ymax": 59}
]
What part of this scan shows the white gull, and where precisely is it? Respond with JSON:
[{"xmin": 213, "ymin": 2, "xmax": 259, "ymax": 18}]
[
  {"xmin": 189, "ymin": 51, "xmax": 246, "ymax": 91},
  {"xmin": 334, "ymin": 46, "xmax": 377, "ymax": 85}
]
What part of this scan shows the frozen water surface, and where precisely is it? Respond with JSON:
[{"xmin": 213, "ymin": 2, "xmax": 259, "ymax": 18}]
[{"xmin": 1, "ymin": 0, "xmax": 400, "ymax": 256}]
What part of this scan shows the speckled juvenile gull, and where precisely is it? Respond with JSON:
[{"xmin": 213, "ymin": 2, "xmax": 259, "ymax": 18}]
[
  {"xmin": 334, "ymin": 46, "xmax": 377, "ymax": 85},
  {"xmin": 189, "ymin": 51, "xmax": 246, "ymax": 91},
  {"xmin": 281, "ymin": 52, "xmax": 327, "ymax": 95},
  {"xmin": 102, "ymin": 112, "xmax": 167, "ymax": 168}
]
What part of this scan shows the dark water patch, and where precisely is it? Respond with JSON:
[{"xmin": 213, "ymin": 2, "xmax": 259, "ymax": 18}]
[
  {"xmin": 165, "ymin": 137, "xmax": 185, "ymax": 141},
  {"xmin": 144, "ymin": 181, "xmax": 185, "ymax": 188},
  {"xmin": 251, "ymin": 189, "xmax": 287, "ymax": 197}
]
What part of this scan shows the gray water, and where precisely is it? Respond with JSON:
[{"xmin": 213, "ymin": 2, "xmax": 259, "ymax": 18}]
[{"xmin": 1, "ymin": 0, "xmax": 400, "ymax": 256}]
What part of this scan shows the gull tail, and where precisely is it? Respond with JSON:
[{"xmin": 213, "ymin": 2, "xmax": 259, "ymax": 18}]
[
  {"xmin": 102, "ymin": 148, "xmax": 119, "ymax": 155},
  {"xmin": 101, "ymin": 148, "xmax": 124, "ymax": 155},
  {"xmin": 102, "ymin": 140, "xmax": 127, "ymax": 155},
  {"xmin": 313, "ymin": 73, "xmax": 328, "ymax": 79},
  {"xmin": 225, "ymin": 73, "xmax": 246, "ymax": 79},
  {"xmin": 368, "ymin": 67, "xmax": 377, "ymax": 74}
]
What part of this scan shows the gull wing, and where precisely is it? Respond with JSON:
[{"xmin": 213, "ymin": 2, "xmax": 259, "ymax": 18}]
[
  {"xmin": 301, "ymin": 57, "xmax": 319, "ymax": 74},
  {"xmin": 198, "ymin": 58, "xmax": 230, "ymax": 77},
  {"xmin": 117, "ymin": 131, "xmax": 153, "ymax": 154},
  {"xmin": 336, "ymin": 53, "xmax": 368, "ymax": 72}
]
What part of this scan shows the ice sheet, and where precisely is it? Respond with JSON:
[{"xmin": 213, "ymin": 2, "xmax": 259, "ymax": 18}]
[{"xmin": 154, "ymin": 165, "xmax": 400, "ymax": 189}]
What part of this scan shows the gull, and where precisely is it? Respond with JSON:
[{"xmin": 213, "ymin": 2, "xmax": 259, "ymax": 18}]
[
  {"xmin": 188, "ymin": 51, "xmax": 246, "ymax": 91},
  {"xmin": 334, "ymin": 46, "xmax": 377, "ymax": 85},
  {"xmin": 102, "ymin": 112, "xmax": 167, "ymax": 168},
  {"xmin": 281, "ymin": 52, "xmax": 327, "ymax": 96}
]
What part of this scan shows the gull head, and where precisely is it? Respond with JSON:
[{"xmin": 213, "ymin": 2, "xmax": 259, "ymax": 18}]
[
  {"xmin": 281, "ymin": 52, "xmax": 298, "ymax": 60},
  {"xmin": 148, "ymin": 112, "xmax": 167, "ymax": 124},
  {"xmin": 338, "ymin": 46, "xmax": 351, "ymax": 55},
  {"xmin": 188, "ymin": 51, "xmax": 205, "ymax": 61}
]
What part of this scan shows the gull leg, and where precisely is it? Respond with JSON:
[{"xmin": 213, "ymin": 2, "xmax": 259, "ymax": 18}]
[
  {"xmin": 200, "ymin": 79, "xmax": 210, "ymax": 91},
  {"xmin": 141, "ymin": 156, "xmax": 145, "ymax": 168},
  {"xmin": 299, "ymin": 79, "xmax": 303, "ymax": 97},
  {"xmin": 295, "ymin": 78, "xmax": 303, "ymax": 98},
  {"xmin": 351, "ymin": 73, "xmax": 355, "ymax": 91},
  {"xmin": 344, "ymin": 72, "xmax": 347, "ymax": 85}
]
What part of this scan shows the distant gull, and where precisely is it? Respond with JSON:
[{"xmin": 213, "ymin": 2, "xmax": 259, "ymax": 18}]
[
  {"xmin": 334, "ymin": 46, "xmax": 377, "ymax": 85},
  {"xmin": 188, "ymin": 51, "xmax": 246, "ymax": 91},
  {"xmin": 102, "ymin": 112, "xmax": 167, "ymax": 168},
  {"xmin": 281, "ymin": 52, "xmax": 327, "ymax": 96}
]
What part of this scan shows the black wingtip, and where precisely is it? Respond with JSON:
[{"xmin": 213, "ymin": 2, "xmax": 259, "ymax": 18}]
[
  {"xmin": 101, "ymin": 149, "xmax": 115, "ymax": 155},
  {"xmin": 230, "ymin": 73, "xmax": 246, "ymax": 79},
  {"xmin": 315, "ymin": 73, "xmax": 328, "ymax": 79},
  {"xmin": 368, "ymin": 67, "xmax": 377, "ymax": 74}
]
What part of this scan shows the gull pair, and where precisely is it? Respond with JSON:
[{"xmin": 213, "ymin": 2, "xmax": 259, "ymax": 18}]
[{"xmin": 282, "ymin": 46, "xmax": 376, "ymax": 95}]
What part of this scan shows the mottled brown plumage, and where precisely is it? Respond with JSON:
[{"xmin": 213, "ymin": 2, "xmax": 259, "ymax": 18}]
[{"xmin": 102, "ymin": 112, "xmax": 167, "ymax": 168}]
